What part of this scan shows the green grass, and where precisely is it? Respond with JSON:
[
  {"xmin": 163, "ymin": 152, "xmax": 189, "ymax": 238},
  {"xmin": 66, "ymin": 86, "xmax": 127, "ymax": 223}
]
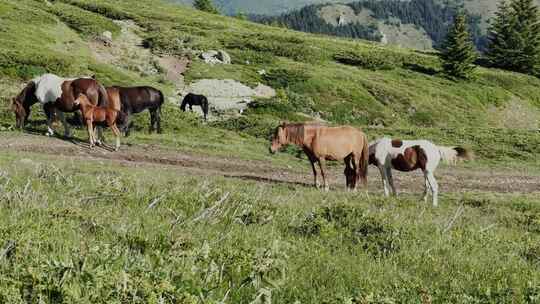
[{"xmin": 0, "ymin": 151, "xmax": 538, "ymax": 303}]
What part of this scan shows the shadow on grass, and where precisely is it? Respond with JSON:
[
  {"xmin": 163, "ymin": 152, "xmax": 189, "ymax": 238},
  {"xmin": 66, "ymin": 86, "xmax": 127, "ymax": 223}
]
[{"xmin": 226, "ymin": 174, "xmax": 312, "ymax": 188}]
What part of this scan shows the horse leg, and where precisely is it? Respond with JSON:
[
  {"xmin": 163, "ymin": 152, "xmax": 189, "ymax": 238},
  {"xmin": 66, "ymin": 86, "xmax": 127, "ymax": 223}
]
[
  {"xmin": 378, "ymin": 165, "xmax": 390, "ymax": 196},
  {"xmin": 44, "ymin": 104, "xmax": 56, "ymax": 136},
  {"xmin": 93, "ymin": 126, "xmax": 105, "ymax": 146},
  {"xmin": 385, "ymin": 166, "xmax": 397, "ymax": 196},
  {"xmin": 57, "ymin": 111, "xmax": 72, "ymax": 138},
  {"xmin": 156, "ymin": 108, "xmax": 162, "ymax": 134},
  {"xmin": 86, "ymin": 120, "xmax": 95, "ymax": 147},
  {"xmin": 318, "ymin": 159, "xmax": 329, "ymax": 192},
  {"xmin": 124, "ymin": 113, "xmax": 133, "ymax": 137},
  {"xmin": 426, "ymin": 171, "xmax": 439, "ymax": 207},
  {"xmin": 422, "ymin": 171, "xmax": 432, "ymax": 203},
  {"xmin": 344, "ymin": 155, "xmax": 355, "ymax": 191},
  {"xmin": 309, "ymin": 160, "xmax": 320, "ymax": 189},
  {"xmin": 351, "ymin": 155, "xmax": 360, "ymax": 192},
  {"xmin": 111, "ymin": 124, "xmax": 121, "ymax": 151},
  {"xmin": 149, "ymin": 109, "xmax": 158, "ymax": 133}
]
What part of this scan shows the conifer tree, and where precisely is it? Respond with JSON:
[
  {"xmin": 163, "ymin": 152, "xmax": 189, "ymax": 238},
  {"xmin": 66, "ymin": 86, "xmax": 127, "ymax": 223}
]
[
  {"xmin": 193, "ymin": 0, "xmax": 219, "ymax": 14},
  {"xmin": 441, "ymin": 12, "xmax": 478, "ymax": 79},
  {"xmin": 486, "ymin": 1, "xmax": 516, "ymax": 69},
  {"xmin": 487, "ymin": 0, "xmax": 540, "ymax": 74}
]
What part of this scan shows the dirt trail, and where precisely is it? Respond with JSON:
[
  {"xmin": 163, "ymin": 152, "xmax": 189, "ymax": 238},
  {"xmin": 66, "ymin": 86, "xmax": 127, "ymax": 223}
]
[{"xmin": 1, "ymin": 133, "xmax": 539, "ymax": 195}]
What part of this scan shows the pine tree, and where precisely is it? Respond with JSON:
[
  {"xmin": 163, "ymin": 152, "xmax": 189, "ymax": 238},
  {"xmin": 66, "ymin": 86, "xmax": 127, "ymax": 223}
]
[
  {"xmin": 193, "ymin": 0, "xmax": 219, "ymax": 14},
  {"xmin": 487, "ymin": 0, "xmax": 540, "ymax": 74},
  {"xmin": 510, "ymin": 0, "xmax": 540, "ymax": 74},
  {"xmin": 441, "ymin": 12, "xmax": 478, "ymax": 79},
  {"xmin": 486, "ymin": 1, "xmax": 516, "ymax": 69}
]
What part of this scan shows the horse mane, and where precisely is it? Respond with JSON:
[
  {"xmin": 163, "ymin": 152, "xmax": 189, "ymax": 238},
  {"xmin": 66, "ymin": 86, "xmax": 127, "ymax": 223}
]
[{"xmin": 283, "ymin": 123, "xmax": 305, "ymax": 146}]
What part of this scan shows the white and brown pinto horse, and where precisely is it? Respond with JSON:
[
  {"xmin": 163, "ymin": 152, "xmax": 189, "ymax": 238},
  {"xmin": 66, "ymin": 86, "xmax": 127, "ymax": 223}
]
[
  {"xmin": 369, "ymin": 137, "xmax": 472, "ymax": 206},
  {"xmin": 270, "ymin": 123, "xmax": 369, "ymax": 192},
  {"xmin": 11, "ymin": 73, "xmax": 108, "ymax": 137}
]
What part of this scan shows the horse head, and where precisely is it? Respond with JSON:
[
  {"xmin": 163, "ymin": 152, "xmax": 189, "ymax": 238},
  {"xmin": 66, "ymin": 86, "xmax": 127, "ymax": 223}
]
[
  {"xmin": 12, "ymin": 81, "xmax": 38, "ymax": 129},
  {"xmin": 74, "ymin": 93, "xmax": 90, "ymax": 106},
  {"xmin": 11, "ymin": 97, "xmax": 26, "ymax": 129},
  {"xmin": 269, "ymin": 124, "xmax": 287, "ymax": 154}
]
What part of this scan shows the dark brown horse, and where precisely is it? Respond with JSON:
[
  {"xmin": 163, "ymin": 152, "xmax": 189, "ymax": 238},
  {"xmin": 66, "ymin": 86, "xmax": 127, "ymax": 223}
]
[
  {"xmin": 108, "ymin": 86, "xmax": 164, "ymax": 136},
  {"xmin": 270, "ymin": 123, "xmax": 369, "ymax": 192}
]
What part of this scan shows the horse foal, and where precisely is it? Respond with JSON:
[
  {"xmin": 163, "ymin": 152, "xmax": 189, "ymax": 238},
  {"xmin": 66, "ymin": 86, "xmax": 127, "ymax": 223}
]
[{"xmin": 75, "ymin": 94, "xmax": 122, "ymax": 151}]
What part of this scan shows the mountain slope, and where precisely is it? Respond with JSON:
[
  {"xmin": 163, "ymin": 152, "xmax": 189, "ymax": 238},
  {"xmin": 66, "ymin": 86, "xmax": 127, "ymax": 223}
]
[
  {"xmin": 1, "ymin": 0, "xmax": 539, "ymax": 163},
  {"xmin": 171, "ymin": 0, "xmax": 540, "ymax": 17}
]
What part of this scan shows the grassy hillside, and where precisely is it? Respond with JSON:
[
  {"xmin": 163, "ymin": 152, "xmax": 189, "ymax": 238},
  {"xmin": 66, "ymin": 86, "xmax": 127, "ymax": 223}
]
[{"xmin": 2, "ymin": 0, "xmax": 539, "ymax": 166}]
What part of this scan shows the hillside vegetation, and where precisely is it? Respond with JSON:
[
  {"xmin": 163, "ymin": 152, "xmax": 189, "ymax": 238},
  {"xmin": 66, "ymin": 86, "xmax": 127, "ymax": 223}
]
[{"xmin": 1, "ymin": 0, "xmax": 539, "ymax": 166}]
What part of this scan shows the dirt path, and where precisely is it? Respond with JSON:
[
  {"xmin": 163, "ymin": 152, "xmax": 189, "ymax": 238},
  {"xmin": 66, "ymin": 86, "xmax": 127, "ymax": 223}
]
[{"xmin": 1, "ymin": 133, "xmax": 539, "ymax": 195}]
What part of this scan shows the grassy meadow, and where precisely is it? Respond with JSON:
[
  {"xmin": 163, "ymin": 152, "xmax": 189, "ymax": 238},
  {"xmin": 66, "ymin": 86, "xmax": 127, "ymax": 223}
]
[
  {"xmin": 0, "ymin": 152, "xmax": 539, "ymax": 303},
  {"xmin": 0, "ymin": 0, "xmax": 539, "ymax": 302}
]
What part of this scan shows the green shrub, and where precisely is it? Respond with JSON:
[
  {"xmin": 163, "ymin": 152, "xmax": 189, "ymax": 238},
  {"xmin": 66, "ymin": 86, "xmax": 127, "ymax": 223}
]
[
  {"xmin": 334, "ymin": 50, "xmax": 397, "ymax": 71},
  {"xmin": 263, "ymin": 68, "xmax": 310, "ymax": 89}
]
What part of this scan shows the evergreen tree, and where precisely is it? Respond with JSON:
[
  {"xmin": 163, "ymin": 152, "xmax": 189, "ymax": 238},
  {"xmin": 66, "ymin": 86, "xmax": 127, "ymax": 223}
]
[
  {"xmin": 441, "ymin": 12, "xmax": 478, "ymax": 79},
  {"xmin": 193, "ymin": 0, "xmax": 219, "ymax": 14},
  {"xmin": 487, "ymin": 0, "xmax": 540, "ymax": 74},
  {"xmin": 486, "ymin": 1, "xmax": 517, "ymax": 69}
]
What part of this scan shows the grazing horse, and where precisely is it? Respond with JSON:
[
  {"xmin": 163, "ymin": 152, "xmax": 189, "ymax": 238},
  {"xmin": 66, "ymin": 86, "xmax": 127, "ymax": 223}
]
[
  {"xmin": 109, "ymin": 86, "xmax": 164, "ymax": 136},
  {"xmin": 270, "ymin": 123, "xmax": 369, "ymax": 192},
  {"xmin": 180, "ymin": 93, "xmax": 209, "ymax": 120},
  {"xmin": 369, "ymin": 137, "xmax": 473, "ymax": 206},
  {"xmin": 74, "ymin": 94, "xmax": 123, "ymax": 151},
  {"xmin": 11, "ymin": 74, "xmax": 108, "ymax": 137}
]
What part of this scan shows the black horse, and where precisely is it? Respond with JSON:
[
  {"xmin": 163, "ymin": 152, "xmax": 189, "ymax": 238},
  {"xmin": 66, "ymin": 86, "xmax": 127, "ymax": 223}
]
[
  {"xmin": 180, "ymin": 93, "xmax": 209, "ymax": 120},
  {"xmin": 109, "ymin": 86, "xmax": 164, "ymax": 136}
]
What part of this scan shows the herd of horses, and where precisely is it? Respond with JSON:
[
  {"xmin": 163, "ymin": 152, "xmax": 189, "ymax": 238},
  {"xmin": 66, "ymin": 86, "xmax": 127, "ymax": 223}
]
[
  {"xmin": 11, "ymin": 73, "xmax": 209, "ymax": 149},
  {"xmin": 11, "ymin": 73, "xmax": 472, "ymax": 206}
]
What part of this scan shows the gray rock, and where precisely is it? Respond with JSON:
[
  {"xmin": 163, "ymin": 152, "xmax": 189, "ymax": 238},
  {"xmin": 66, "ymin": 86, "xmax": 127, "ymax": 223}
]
[
  {"xmin": 200, "ymin": 50, "xmax": 231, "ymax": 65},
  {"xmin": 217, "ymin": 50, "xmax": 231, "ymax": 64},
  {"xmin": 102, "ymin": 31, "xmax": 113, "ymax": 40}
]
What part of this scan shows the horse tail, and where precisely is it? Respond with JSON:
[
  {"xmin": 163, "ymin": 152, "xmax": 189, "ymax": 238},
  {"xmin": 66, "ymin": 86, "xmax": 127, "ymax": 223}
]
[
  {"xmin": 97, "ymin": 83, "xmax": 109, "ymax": 108},
  {"xmin": 438, "ymin": 146, "xmax": 473, "ymax": 165},
  {"xmin": 358, "ymin": 133, "xmax": 369, "ymax": 186},
  {"xmin": 157, "ymin": 89, "xmax": 164, "ymax": 114},
  {"xmin": 202, "ymin": 97, "xmax": 209, "ymax": 119}
]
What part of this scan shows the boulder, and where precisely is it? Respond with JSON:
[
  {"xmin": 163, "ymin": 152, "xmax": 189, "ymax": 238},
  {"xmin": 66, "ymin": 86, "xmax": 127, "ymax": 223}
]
[
  {"xmin": 102, "ymin": 31, "xmax": 113, "ymax": 40},
  {"xmin": 200, "ymin": 50, "xmax": 232, "ymax": 65},
  {"xmin": 96, "ymin": 31, "xmax": 113, "ymax": 46},
  {"xmin": 253, "ymin": 83, "xmax": 276, "ymax": 99},
  {"xmin": 217, "ymin": 50, "xmax": 231, "ymax": 64}
]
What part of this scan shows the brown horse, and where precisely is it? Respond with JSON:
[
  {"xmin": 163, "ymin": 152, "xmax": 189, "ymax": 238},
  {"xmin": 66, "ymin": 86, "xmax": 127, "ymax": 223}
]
[
  {"xmin": 270, "ymin": 123, "xmax": 369, "ymax": 192},
  {"xmin": 74, "ymin": 94, "xmax": 122, "ymax": 151}
]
